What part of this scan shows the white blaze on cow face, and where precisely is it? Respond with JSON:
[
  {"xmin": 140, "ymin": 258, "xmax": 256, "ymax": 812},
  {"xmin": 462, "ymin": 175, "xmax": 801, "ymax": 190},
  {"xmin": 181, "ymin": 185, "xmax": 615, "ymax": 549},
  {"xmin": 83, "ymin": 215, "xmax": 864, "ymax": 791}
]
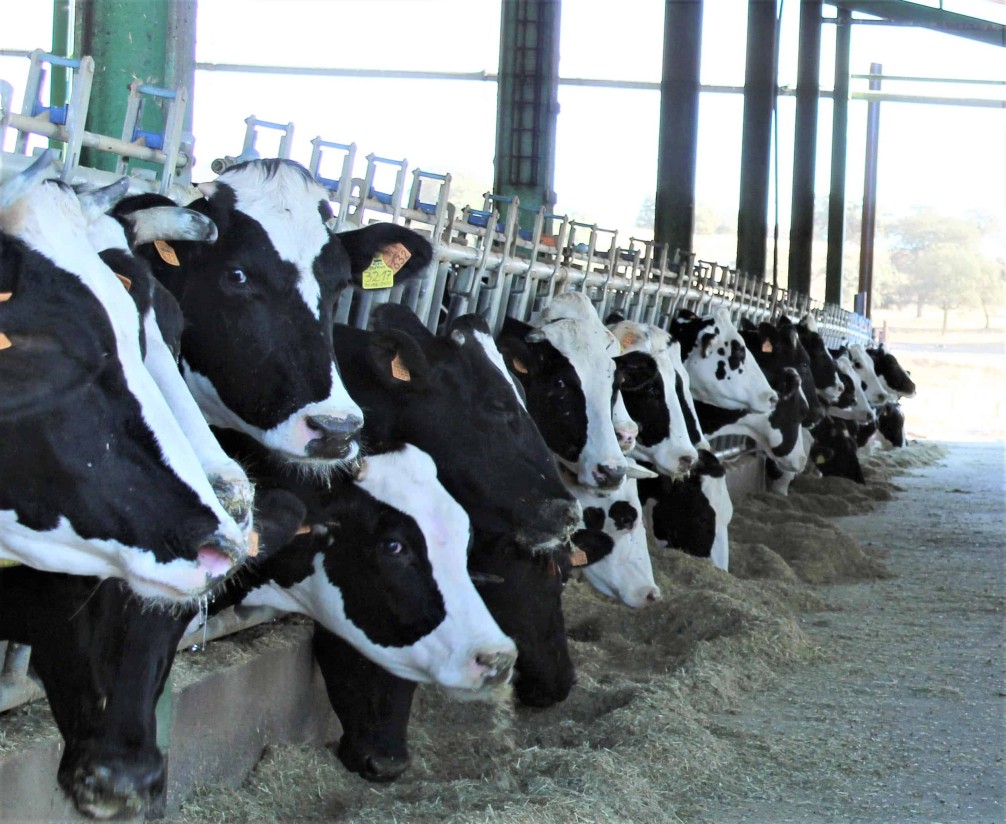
[
  {"xmin": 847, "ymin": 343, "xmax": 893, "ymax": 406},
  {"xmin": 701, "ymin": 472, "xmax": 733, "ymax": 572},
  {"xmin": 680, "ymin": 308, "xmax": 777, "ymax": 414},
  {"xmin": 611, "ymin": 391, "xmax": 638, "ymax": 454},
  {"xmin": 473, "ymin": 328, "xmax": 527, "ymax": 410},
  {"xmin": 536, "ymin": 293, "xmax": 628, "ymax": 489},
  {"xmin": 0, "ymin": 182, "xmax": 247, "ymax": 595},
  {"xmin": 612, "ymin": 321, "xmax": 700, "ymax": 476},
  {"xmin": 237, "ymin": 447, "xmax": 517, "ymax": 692},
  {"xmin": 572, "ymin": 470, "xmax": 661, "ymax": 608}
]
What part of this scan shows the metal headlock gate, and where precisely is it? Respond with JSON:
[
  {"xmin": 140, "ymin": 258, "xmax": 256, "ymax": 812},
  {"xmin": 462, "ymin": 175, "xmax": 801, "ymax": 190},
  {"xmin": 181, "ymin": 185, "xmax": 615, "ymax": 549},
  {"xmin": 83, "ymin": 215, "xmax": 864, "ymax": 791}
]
[{"xmin": 0, "ymin": 50, "xmax": 870, "ymax": 717}]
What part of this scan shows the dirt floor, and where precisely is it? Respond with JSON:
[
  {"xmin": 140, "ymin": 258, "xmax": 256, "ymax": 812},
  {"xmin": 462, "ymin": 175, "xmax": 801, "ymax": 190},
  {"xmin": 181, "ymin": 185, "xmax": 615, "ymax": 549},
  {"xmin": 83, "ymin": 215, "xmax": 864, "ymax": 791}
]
[{"xmin": 169, "ymin": 437, "xmax": 1004, "ymax": 824}]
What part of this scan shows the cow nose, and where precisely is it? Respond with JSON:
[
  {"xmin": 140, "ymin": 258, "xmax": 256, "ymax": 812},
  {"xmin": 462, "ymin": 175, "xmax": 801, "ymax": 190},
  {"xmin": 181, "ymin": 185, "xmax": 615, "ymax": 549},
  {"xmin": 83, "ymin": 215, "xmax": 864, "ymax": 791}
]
[
  {"xmin": 766, "ymin": 391, "xmax": 779, "ymax": 408},
  {"xmin": 678, "ymin": 453, "xmax": 696, "ymax": 473},
  {"xmin": 631, "ymin": 584, "xmax": 661, "ymax": 607},
  {"xmin": 473, "ymin": 647, "xmax": 517, "ymax": 688},
  {"xmin": 362, "ymin": 753, "xmax": 409, "ymax": 783},
  {"xmin": 592, "ymin": 462, "xmax": 627, "ymax": 489},
  {"xmin": 305, "ymin": 414, "xmax": 363, "ymax": 458}
]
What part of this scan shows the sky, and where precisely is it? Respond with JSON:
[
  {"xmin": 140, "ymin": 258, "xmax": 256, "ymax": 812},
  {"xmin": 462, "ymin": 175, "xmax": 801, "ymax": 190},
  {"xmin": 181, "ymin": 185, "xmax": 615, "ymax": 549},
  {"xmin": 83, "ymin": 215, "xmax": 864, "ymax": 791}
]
[{"xmin": 2, "ymin": 0, "xmax": 1004, "ymax": 274}]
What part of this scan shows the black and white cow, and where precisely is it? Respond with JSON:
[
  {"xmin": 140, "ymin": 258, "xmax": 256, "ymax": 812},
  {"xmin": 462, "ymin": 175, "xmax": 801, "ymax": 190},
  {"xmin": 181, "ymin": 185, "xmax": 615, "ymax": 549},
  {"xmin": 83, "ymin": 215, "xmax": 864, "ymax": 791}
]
[
  {"xmin": 780, "ymin": 314, "xmax": 845, "ymax": 404},
  {"xmin": 207, "ymin": 432, "xmax": 517, "ymax": 691},
  {"xmin": 833, "ymin": 343, "xmax": 891, "ymax": 407},
  {"xmin": 498, "ymin": 292, "xmax": 629, "ymax": 490},
  {"xmin": 315, "ymin": 305, "xmax": 584, "ymax": 781},
  {"xmin": 671, "ymin": 307, "xmax": 778, "ymax": 414},
  {"xmin": 135, "ymin": 158, "xmax": 432, "ymax": 465},
  {"xmin": 868, "ymin": 344, "xmax": 916, "ymax": 399},
  {"xmin": 828, "ymin": 349, "xmax": 878, "ymax": 424},
  {"xmin": 0, "ymin": 154, "xmax": 247, "ymax": 598},
  {"xmin": 810, "ymin": 415, "xmax": 865, "ymax": 484},
  {"xmin": 877, "ymin": 402, "xmax": 907, "ymax": 448}
]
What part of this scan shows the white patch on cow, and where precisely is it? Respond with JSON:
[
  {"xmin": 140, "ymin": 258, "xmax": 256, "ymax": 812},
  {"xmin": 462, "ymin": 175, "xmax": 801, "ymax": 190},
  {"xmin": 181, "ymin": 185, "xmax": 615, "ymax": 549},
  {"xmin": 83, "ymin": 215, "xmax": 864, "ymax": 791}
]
[
  {"xmin": 473, "ymin": 328, "xmax": 526, "ymax": 410},
  {"xmin": 611, "ymin": 391, "xmax": 638, "ymax": 454},
  {"xmin": 182, "ymin": 361, "xmax": 363, "ymax": 464},
  {"xmin": 215, "ymin": 163, "xmax": 330, "ymax": 319},
  {"xmin": 830, "ymin": 354, "xmax": 876, "ymax": 424},
  {"xmin": 570, "ymin": 474, "xmax": 660, "ymax": 608},
  {"xmin": 0, "ymin": 183, "xmax": 246, "ymax": 590},
  {"xmin": 847, "ymin": 343, "xmax": 893, "ymax": 406},
  {"xmin": 238, "ymin": 446, "xmax": 516, "ymax": 690},
  {"xmin": 0, "ymin": 512, "xmax": 227, "ymax": 603},
  {"xmin": 701, "ymin": 473, "xmax": 732, "ymax": 571},
  {"xmin": 536, "ymin": 293, "xmax": 627, "ymax": 487},
  {"xmin": 680, "ymin": 307, "xmax": 777, "ymax": 414},
  {"xmin": 612, "ymin": 320, "xmax": 700, "ymax": 475}
]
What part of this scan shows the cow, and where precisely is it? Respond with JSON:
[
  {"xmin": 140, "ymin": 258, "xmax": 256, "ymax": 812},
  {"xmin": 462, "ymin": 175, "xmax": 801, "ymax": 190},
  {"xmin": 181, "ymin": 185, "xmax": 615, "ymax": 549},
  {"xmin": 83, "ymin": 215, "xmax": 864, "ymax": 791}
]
[
  {"xmin": 827, "ymin": 351, "xmax": 878, "ymax": 425},
  {"xmin": 670, "ymin": 307, "xmax": 778, "ymax": 414},
  {"xmin": 498, "ymin": 292, "xmax": 629, "ymax": 490},
  {"xmin": 607, "ymin": 320, "xmax": 700, "ymax": 476},
  {"xmin": 868, "ymin": 343, "xmax": 917, "ymax": 399},
  {"xmin": 0, "ymin": 153, "xmax": 247, "ymax": 597},
  {"xmin": 877, "ymin": 402, "xmax": 907, "ymax": 448},
  {"xmin": 568, "ymin": 459, "xmax": 661, "ymax": 608},
  {"xmin": 834, "ymin": 343, "xmax": 891, "ymax": 407},
  {"xmin": 134, "ymin": 158, "xmax": 432, "ymax": 465},
  {"xmin": 780, "ymin": 314, "xmax": 845, "ymax": 404},
  {"xmin": 206, "ymin": 433, "xmax": 517, "ymax": 692},
  {"xmin": 810, "ymin": 415, "xmax": 865, "ymax": 484},
  {"xmin": 314, "ymin": 305, "xmax": 584, "ymax": 781}
]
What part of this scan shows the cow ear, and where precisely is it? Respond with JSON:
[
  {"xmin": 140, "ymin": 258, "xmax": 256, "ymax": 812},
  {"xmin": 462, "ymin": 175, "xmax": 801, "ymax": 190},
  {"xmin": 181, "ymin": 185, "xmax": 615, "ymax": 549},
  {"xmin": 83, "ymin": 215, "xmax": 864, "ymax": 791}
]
[
  {"xmin": 367, "ymin": 329, "xmax": 431, "ymax": 391},
  {"xmin": 739, "ymin": 317, "xmax": 757, "ymax": 332},
  {"xmin": 569, "ymin": 529, "xmax": 615, "ymax": 566},
  {"xmin": 699, "ymin": 330, "xmax": 718, "ymax": 358},
  {"xmin": 604, "ymin": 311, "xmax": 625, "ymax": 326},
  {"xmin": 339, "ymin": 224, "xmax": 433, "ymax": 289},
  {"xmin": 252, "ymin": 489, "xmax": 308, "ymax": 559},
  {"xmin": 497, "ymin": 317, "xmax": 539, "ymax": 379}
]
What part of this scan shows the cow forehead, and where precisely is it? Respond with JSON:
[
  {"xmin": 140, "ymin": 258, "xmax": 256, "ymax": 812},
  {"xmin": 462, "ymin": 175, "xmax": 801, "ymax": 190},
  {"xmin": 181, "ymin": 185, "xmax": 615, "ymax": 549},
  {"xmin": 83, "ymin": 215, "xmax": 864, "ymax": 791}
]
[
  {"xmin": 472, "ymin": 329, "xmax": 526, "ymax": 408},
  {"xmin": 540, "ymin": 318, "xmax": 615, "ymax": 373},
  {"xmin": 540, "ymin": 290, "xmax": 599, "ymax": 324}
]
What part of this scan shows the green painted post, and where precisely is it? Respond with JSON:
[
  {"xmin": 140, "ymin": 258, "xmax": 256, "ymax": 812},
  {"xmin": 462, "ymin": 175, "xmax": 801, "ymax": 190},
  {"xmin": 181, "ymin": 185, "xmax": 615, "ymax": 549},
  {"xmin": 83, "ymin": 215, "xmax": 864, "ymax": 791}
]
[{"xmin": 75, "ymin": 0, "xmax": 189, "ymax": 172}]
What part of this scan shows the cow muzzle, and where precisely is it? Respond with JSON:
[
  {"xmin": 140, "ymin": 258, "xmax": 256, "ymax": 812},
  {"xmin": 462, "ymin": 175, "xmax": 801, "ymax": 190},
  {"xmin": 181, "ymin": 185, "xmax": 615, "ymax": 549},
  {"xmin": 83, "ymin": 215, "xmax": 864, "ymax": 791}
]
[
  {"xmin": 592, "ymin": 461, "xmax": 628, "ymax": 489},
  {"xmin": 304, "ymin": 414, "xmax": 363, "ymax": 459}
]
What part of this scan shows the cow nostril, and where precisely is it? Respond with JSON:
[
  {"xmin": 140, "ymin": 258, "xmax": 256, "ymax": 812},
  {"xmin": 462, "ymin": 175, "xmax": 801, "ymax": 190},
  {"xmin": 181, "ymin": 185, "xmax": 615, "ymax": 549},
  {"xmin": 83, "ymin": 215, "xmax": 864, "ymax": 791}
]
[
  {"xmin": 592, "ymin": 463, "xmax": 627, "ymax": 489},
  {"xmin": 306, "ymin": 414, "xmax": 363, "ymax": 440}
]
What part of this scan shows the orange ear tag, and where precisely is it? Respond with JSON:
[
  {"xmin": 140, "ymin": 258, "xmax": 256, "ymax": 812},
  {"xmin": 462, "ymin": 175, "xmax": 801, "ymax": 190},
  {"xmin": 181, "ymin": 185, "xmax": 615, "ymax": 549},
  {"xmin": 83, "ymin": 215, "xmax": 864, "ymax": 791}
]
[
  {"xmin": 154, "ymin": 240, "xmax": 180, "ymax": 267},
  {"xmin": 0, "ymin": 292, "xmax": 12, "ymax": 302},
  {"xmin": 570, "ymin": 548, "xmax": 589, "ymax": 568},
  {"xmin": 761, "ymin": 340, "xmax": 773, "ymax": 353},
  {"xmin": 362, "ymin": 242, "xmax": 412, "ymax": 290},
  {"xmin": 390, "ymin": 352, "xmax": 411, "ymax": 382},
  {"xmin": 247, "ymin": 531, "xmax": 260, "ymax": 558},
  {"xmin": 512, "ymin": 358, "xmax": 529, "ymax": 375},
  {"xmin": 621, "ymin": 332, "xmax": 637, "ymax": 348},
  {"xmin": 295, "ymin": 525, "xmax": 312, "ymax": 536},
  {"xmin": 115, "ymin": 273, "xmax": 132, "ymax": 292},
  {"xmin": 0, "ymin": 333, "xmax": 11, "ymax": 351}
]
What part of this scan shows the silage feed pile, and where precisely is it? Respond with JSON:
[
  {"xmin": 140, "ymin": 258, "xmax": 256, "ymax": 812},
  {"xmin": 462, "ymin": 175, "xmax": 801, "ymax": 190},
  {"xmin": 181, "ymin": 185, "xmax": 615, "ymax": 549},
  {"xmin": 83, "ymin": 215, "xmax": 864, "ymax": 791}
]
[{"xmin": 174, "ymin": 442, "xmax": 947, "ymax": 824}]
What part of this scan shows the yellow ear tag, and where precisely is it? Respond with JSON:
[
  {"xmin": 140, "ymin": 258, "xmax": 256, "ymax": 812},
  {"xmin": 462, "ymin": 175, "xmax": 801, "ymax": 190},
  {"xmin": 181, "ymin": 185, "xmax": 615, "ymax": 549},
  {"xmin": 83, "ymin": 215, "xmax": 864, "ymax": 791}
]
[
  {"xmin": 761, "ymin": 340, "xmax": 773, "ymax": 353},
  {"xmin": 570, "ymin": 548, "xmax": 589, "ymax": 567},
  {"xmin": 0, "ymin": 559, "xmax": 22, "ymax": 568},
  {"xmin": 390, "ymin": 352, "xmax": 411, "ymax": 382},
  {"xmin": 247, "ymin": 531, "xmax": 260, "ymax": 558},
  {"xmin": 815, "ymin": 453, "xmax": 827, "ymax": 465},
  {"xmin": 512, "ymin": 358, "xmax": 529, "ymax": 375},
  {"xmin": 0, "ymin": 292, "xmax": 11, "ymax": 302},
  {"xmin": 154, "ymin": 240, "xmax": 180, "ymax": 267},
  {"xmin": 0, "ymin": 332, "xmax": 11, "ymax": 351},
  {"xmin": 361, "ymin": 242, "xmax": 412, "ymax": 290},
  {"xmin": 115, "ymin": 273, "xmax": 132, "ymax": 292}
]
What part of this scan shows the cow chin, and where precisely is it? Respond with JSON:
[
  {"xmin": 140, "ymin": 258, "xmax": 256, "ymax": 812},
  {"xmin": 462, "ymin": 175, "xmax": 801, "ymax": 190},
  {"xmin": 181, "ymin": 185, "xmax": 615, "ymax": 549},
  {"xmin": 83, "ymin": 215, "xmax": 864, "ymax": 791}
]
[{"xmin": 443, "ymin": 679, "xmax": 514, "ymax": 705}]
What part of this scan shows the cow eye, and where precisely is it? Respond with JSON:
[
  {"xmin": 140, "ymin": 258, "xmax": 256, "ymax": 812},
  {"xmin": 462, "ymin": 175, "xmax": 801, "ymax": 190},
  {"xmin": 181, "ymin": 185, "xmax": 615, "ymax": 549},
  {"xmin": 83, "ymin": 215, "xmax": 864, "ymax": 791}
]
[
  {"xmin": 554, "ymin": 378, "xmax": 566, "ymax": 390},
  {"xmin": 224, "ymin": 268, "xmax": 248, "ymax": 286},
  {"xmin": 382, "ymin": 539, "xmax": 407, "ymax": 556}
]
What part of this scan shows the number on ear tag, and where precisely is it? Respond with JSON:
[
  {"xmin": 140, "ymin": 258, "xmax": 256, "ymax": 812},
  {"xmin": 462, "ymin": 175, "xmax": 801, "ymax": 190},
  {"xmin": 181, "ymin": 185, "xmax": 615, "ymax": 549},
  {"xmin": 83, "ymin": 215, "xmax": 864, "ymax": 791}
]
[
  {"xmin": 390, "ymin": 352, "xmax": 411, "ymax": 382},
  {"xmin": 570, "ymin": 548, "xmax": 589, "ymax": 567},
  {"xmin": 362, "ymin": 243, "xmax": 412, "ymax": 290}
]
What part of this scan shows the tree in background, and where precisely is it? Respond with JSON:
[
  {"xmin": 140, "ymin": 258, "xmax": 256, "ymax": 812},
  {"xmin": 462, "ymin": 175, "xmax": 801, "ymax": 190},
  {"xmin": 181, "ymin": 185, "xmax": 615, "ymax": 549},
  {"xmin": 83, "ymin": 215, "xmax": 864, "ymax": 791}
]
[{"xmin": 886, "ymin": 211, "xmax": 997, "ymax": 334}]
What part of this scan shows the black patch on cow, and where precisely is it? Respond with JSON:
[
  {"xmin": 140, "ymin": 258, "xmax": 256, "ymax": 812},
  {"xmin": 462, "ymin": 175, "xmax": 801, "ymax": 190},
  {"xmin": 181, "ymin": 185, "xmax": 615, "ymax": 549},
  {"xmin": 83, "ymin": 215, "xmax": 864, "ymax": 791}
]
[
  {"xmin": 669, "ymin": 310, "xmax": 712, "ymax": 359},
  {"xmin": 637, "ymin": 472, "xmax": 715, "ymax": 558},
  {"xmin": 767, "ymin": 368, "xmax": 806, "ymax": 458},
  {"xmin": 608, "ymin": 500, "xmax": 637, "ymax": 531},
  {"xmin": 715, "ymin": 360, "xmax": 727, "ymax": 380},
  {"xmin": 616, "ymin": 351, "xmax": 669, "ymax": 447},
  {"xmin": 675, "ymin": 371, "xmax": 704, "ymax": 446},
  {"xmin": 877, "ymin": 402, "xmax": 906, "ymax": 447},
  {"xmin": 582, "ymin": 506, "xmax": 606, "ymax": 532},
  {"xmin": 692, "ymin": 400, "xmax": 746, "ymax": 437},
  {"xmin": 811, "ymin": 417, "xmax": 865, "ymax": 484},
  {"xmin": 728, "ymin": 339, "xmax": 745, "ymax": 370},
  {"xmin": 717, "ymin": 347, "xmax": 725, "ymax": 356}
]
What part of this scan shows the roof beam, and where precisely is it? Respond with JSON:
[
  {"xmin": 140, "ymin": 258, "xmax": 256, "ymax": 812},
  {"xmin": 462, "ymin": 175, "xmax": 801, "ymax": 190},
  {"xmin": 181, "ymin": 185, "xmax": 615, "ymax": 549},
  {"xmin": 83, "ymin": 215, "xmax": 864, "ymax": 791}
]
[{"xmin": 829, "ymin": 1, "xmax": 1005, "ymax": 47}]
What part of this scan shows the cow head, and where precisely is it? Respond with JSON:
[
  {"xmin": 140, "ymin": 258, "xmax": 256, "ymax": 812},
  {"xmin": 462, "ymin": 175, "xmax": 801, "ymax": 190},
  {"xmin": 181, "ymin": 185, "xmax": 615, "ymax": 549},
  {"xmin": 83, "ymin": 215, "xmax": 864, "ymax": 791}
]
[
  {"xmin": 829, "ymin": 350, "xmax": 878, "ymax": 424},
  {"xmin": 868, "ymin": 345, "xmax": 916, "ymax": 399},
  {"xmin": 671, "ymin": 307, "xmax": 777, "ymax": 414},
  {"xmin": 498, "ymin": 293, "xmax": 628, "ymax": 490},
  {"xmin": 0, "ymin": 160, "xmax": 246, "ymax": 601},
  {"xmin": 846, "ymin": 342, "xmax": 892, "ymax": 406},
  {"xmin": 811, "ymin": 416, "xmax": 865, "ymax": 484},
  {"xmin": 139, "ymin": 159, "xmax": 431, "ymax": 468},
  {"xmin": 609, "ymin": 320, "xmax": 701, "ymax": 476},
  {"xmin": 740, "ymin": 318, "xmax": 824, "ymax": 425},
  {"xmin": 234, "ymin": 444, "xmax": 517, "ymax": 692},
  {"xmin": 785, "ymin": 314, "xmax": 844, "ymax": 403}
]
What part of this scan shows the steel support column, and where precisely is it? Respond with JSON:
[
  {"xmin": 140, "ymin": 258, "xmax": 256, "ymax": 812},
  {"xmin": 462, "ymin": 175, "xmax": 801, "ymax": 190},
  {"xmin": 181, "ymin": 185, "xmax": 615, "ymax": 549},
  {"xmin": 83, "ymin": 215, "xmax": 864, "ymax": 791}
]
[
  {"xmin": 825, "ymin": 6, "xmax": 851, "ymax": 306},
  {"xmin": 495, "ymin": 0, "xmax": 561, "ymax": 223},
  {"xmin": 654, "ymin": 0, "xmax": 703, "ymax": 254},
  {"xmin": 787, "ymin": 0, "xmax": 822, "ymax": 295},
  {"xmin": 736, "ymin": 0, "xmax": 779, "ymax": 279},
  {"xmin": 75, "ymin": 0, "xmax": 195, "ymax": 172},
  {"xmin": 857, "ymin": 62, "xmax": 882, "ymax": 319}
]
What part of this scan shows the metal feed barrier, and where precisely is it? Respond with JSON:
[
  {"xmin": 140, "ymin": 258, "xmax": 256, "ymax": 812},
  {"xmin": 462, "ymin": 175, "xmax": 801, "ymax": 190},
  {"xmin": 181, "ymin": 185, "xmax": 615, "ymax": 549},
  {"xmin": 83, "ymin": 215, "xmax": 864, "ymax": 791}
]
[{"xmin": 0, "ymin": 51, "xmax": 871, "ymax": 718}]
